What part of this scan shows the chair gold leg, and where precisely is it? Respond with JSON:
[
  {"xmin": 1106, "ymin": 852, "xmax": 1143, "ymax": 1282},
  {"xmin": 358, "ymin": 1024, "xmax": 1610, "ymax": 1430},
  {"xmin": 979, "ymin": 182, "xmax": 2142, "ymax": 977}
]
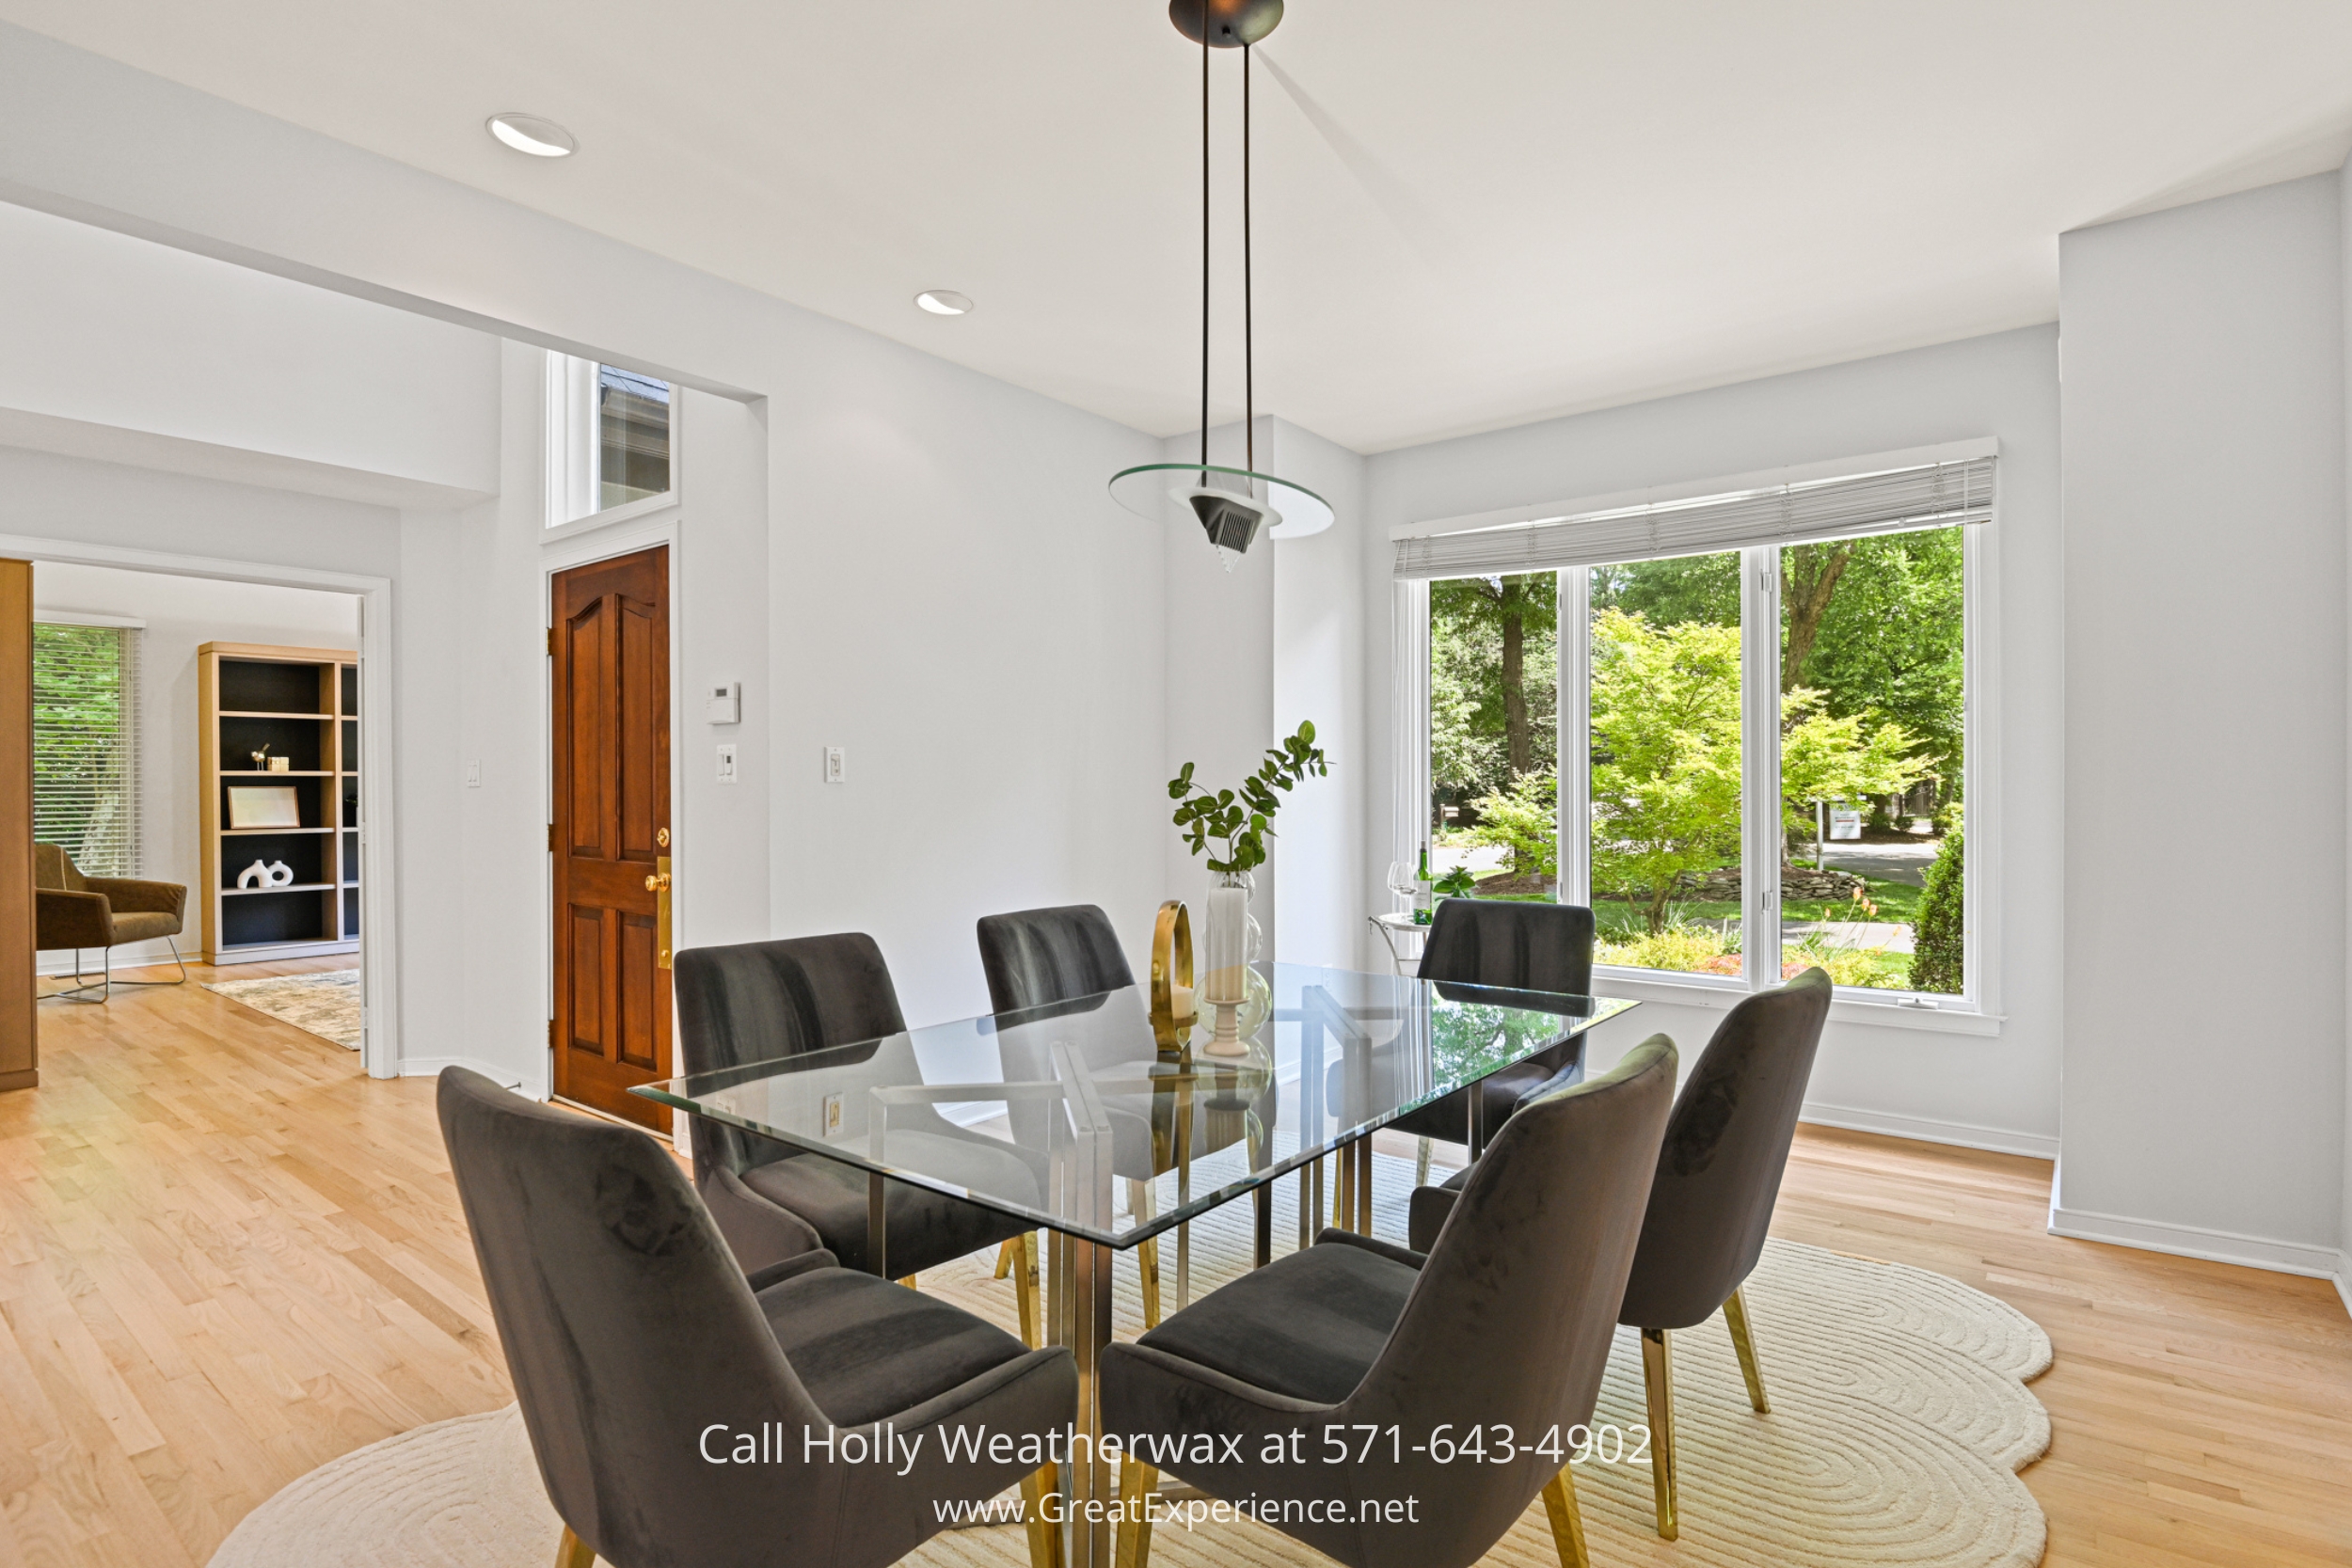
[
  {"xmin": 554, "ymin": 1525, "xmax": 596, "ymax": 1568},
  {"xmin": 1013, "ymin": 1231, "xmax": 1041, "ymax": 1348},
  {"xmin": 1334, "ymin": 1138, "xmax": 1356, "ymax": 1233},
  {"xmin": 898, "ymin": 1274, "xmax": 918, "ymax": 1289},
  {"xmin": 1115, "ymin": 1457, "xmax": 1157, "ymax": 1568},
  {"xmin": 1724, "ymin": 1284, "xmax": 1771, "ymax": 1413},
  {"xmin": 1642, "ymin": 1326, "xmax": 1677, "ymax": 1539},
  {"xmin": 1540, "ymin": 1465, "xmax": 1590, "ymax": 1568},
  {"xmin": 1414, "ymin": 1135, "xmax": 1432, "ymax": 1188},
  {"xmin": 1021, "ymin": 1461, "xmax": 1063, "ymax": 1568},
  {"xmin": 996, "ymin": 1238, "xmax": 1018, "ymax": 1278}
]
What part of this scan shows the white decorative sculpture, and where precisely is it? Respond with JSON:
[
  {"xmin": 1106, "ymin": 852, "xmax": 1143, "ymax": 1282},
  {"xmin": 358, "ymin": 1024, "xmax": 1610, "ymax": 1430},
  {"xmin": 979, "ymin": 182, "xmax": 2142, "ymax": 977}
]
[
  {"xmin": 266, "ymin": 860, "xmax": 295, "ymax": 887},
  {"xmin": 236, "ymin": 860, "xmax": 299, "ymax": 889}
]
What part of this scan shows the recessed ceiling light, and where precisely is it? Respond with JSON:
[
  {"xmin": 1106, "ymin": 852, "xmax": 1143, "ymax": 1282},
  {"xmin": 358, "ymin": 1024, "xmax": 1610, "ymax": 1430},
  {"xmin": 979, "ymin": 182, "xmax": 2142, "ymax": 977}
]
[
  {"xmin": 486, "ymin": 113, "xmax": 576, "ymax": 158},
  {"xmin": 914, "ymin": 290, "xmax": 974, "ymax": 316}
]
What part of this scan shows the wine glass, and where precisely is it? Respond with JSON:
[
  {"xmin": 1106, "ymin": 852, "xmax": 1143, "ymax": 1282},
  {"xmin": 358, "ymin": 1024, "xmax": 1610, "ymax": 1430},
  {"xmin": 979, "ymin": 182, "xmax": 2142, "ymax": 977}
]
[{"xmin": 1386, "ymin": 861, "xmax": 1416, "ymax": 913}]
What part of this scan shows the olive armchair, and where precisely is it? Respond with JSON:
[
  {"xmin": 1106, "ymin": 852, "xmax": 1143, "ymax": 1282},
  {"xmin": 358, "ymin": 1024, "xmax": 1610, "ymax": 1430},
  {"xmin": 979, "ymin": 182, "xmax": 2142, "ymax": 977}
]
[{"xmin": 36, "ymin": 843, "xmax": 188, "ymax": 1001}]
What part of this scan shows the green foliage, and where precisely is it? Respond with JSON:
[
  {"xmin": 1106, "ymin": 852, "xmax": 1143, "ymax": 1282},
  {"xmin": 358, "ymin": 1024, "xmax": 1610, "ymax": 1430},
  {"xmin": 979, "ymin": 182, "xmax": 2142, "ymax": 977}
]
[
  {"xmin": 1464, "ymin": 767, "xmax": 1558, "ymax": 882},
  {"xmin": 1907, "ymin": 830, "xmax": 1964, "ymax": 994},
  {"xmin": 1168, "ymin": 721, "xmax": 1329, "ymax": 876},
  {"xmin": 1780, "ymin": 686, "xmax": 1929, "ymax": 842},
  {"xmin": 1785, "ymin": 529, "xmax": 1965, "ymax": 775},
  {"xmin": 33, "ymin": 625, "xmax": 132, "ymax": 874},
  {"xmin": 1429, "ymin": 573, "xmax": 1556, "ymax": 808},
  {"xmin": 1587, "ymin": 609, "xmax": 1745, "ymax": 932},
  {"xmin": 1591, "ymin": 553, "xmax": 1741, "ymax": 627},
  {"xmin": 1433, "ymin": 865, "xmax": 1477, "ymax": 898}
]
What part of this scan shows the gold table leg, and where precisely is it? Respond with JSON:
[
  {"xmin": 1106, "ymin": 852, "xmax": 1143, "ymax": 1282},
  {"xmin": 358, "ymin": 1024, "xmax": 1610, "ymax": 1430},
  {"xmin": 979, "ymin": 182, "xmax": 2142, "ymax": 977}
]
[
  {"xmin": 554, "ymin": 1526, "xmax": 596, "ymax": 1568},
  {"xmin": 1131, "ymin": 1179, "xmax": 1162, "ymax": 1328},
  {"xmin": 1021, "ymin": 1462, "xmax": 1064, "ymax": 1568}
]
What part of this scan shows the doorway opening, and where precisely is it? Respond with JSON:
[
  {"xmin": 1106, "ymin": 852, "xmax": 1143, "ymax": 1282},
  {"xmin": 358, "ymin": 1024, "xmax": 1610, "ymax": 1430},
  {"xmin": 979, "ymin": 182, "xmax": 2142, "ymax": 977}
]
[{"xmin": 31, "ymin": 561, "xmax": 372, "ymax": 1054}]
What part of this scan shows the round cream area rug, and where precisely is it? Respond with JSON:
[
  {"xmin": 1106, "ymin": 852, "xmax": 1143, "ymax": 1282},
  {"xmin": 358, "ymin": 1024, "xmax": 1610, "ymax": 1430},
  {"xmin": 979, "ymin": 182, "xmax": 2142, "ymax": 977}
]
[{"xmin": 208, "ymin": 1154, "xmax": 2049, "ymax": 1568}]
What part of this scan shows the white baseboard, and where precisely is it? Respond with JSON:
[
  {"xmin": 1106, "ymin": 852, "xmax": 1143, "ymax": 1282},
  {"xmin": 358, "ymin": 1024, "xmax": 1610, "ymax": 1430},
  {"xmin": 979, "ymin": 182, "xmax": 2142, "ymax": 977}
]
[
  {"xmin": 2336, "ymin": 1267, "xmax": 2352, "ymax": 1323},
  {"xmin": 1800, "ymin": 1100, "xmax": 2059, "ymax": 1160},
  {"xmin": 401, "ymin": 1054, "xmax": 523, "ymax": 1089},
  {"xmin": 2047, "ymin": 1203, "xmax": 2349, "ymax": 1284}
]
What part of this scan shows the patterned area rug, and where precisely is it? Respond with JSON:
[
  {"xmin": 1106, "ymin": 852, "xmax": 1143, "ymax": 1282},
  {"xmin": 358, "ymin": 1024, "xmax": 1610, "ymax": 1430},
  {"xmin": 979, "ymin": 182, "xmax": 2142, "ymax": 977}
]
[
  {"xmin": 206, "ymin": 1153, "xmax": 2051, "ymax": 1568},
  {"xmin": 203, "ymin": 968, "xmax": 361, "ymax": 1050}
]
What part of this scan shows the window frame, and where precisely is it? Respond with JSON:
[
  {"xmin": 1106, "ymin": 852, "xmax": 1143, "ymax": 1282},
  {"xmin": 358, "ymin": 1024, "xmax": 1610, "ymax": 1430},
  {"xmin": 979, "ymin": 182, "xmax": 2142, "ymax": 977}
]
[
  {"xmin": 1398, "ymin": 451, "xmax": 2000, "ymax": 1033},
  {"xmin": 542, "ymin": 352, "xmax": 682, "ymax": 541}
]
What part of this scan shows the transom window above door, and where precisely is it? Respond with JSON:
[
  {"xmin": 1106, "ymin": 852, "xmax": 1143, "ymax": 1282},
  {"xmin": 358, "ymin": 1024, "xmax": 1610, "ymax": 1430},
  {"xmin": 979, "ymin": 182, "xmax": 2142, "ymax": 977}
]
[{"xmin": 545, "ymin": 354, "xmax": 675, "ymax": 529}]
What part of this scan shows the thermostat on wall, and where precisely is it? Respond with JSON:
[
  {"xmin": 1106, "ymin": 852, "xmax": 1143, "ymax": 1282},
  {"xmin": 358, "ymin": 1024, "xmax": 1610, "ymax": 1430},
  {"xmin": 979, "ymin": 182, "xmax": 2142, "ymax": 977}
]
[{"xmin": 705, "ymin": 681, "xmax": 741, "ymax": 724}]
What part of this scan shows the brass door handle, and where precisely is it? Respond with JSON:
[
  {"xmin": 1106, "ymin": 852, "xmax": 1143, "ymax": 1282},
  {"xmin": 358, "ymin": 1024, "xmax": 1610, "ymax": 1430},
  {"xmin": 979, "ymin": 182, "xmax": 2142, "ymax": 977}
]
[{"xmin": 649, "ymin": 856, "xmax": 674, "ymax": 969}]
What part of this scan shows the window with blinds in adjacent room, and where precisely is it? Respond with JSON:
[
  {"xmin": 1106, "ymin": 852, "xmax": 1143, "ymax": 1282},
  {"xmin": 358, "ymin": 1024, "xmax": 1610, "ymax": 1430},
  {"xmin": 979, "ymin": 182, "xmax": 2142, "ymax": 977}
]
[{"xmin": 33, "ymin": 620, "xmax": 141, "ymax": 878}]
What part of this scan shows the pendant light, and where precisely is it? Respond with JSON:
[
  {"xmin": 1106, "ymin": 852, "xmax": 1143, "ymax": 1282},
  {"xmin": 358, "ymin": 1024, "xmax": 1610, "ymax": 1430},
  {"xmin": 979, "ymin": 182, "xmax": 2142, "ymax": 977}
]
[{"xmin": 1109, "ymin": 0, "xmax": 1334, "ymax": 570}]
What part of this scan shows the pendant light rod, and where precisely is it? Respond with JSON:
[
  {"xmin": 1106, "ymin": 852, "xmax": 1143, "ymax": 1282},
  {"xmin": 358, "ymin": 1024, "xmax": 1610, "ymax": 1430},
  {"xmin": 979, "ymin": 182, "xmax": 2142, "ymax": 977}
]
[
  {"xmin": 1200, "ymin": 24, "xmax": 1210, "ymax": 474},
  {"xmin": 1244, "ymin": 42, "xmax": 1254, "ymax": 473}
]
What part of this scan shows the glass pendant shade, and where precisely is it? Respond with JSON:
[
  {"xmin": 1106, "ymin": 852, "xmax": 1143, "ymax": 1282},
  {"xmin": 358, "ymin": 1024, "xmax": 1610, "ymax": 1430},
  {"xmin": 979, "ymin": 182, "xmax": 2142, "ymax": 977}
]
[{"xmin": 1110, "ymin": 462, "xmax": 1336, "ymax": 564}]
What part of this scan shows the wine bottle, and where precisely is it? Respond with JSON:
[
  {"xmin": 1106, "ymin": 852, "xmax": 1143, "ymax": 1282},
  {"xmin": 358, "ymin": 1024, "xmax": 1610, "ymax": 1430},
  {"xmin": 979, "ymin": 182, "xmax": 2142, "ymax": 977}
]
[{"xmin": 1413, "ymin": 842, "xmax": 1434, "ymax": 925}]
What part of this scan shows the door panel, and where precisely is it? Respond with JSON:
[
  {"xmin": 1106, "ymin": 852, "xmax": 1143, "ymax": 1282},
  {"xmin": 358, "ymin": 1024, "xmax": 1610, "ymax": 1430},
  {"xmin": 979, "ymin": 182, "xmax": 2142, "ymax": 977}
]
[{"xmin": 550, "ymin": 546, "xmax": 672, "ymax": 1130}]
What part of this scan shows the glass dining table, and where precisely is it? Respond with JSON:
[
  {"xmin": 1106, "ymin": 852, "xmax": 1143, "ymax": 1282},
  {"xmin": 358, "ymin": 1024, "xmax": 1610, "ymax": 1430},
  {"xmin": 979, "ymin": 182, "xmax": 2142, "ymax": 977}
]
[{"xmin": 635, "ymin": 961, "xmax": 1638, "ymax": 1568}]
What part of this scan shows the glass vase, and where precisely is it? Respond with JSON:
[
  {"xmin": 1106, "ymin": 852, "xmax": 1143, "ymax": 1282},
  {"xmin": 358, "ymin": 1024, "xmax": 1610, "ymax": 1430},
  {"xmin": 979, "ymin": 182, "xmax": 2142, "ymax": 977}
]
[{"xmin": 1200, "ymin": 869, "xmax": 1257, "ymax": 1056}]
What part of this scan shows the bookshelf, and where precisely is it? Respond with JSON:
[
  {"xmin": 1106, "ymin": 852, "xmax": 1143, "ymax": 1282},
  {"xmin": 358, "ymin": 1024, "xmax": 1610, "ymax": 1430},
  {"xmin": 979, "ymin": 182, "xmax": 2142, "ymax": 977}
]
[{"xmin": 198, "ymin": 642, "xmax": 361, "ymax": 964}]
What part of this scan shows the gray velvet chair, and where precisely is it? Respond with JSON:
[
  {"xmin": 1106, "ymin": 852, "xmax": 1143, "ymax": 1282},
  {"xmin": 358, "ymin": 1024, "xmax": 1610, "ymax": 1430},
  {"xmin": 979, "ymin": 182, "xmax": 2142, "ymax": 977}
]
[
  {"xmin": 436, "ymin": 1067, "xmax": 1073, "ymax": 1568},
  {"xmin": 1409, "ymin": 968, "xmax": 1834, "ymax": 1540},
  {"xmin": 977, "ymin": 903, "xmax": 1279, "ymax": 1328},
  {"xmin": 1385, "ymin": 898, "xmax": 1596, "ymax": 1162},
  {"xmin": 673, "ymin": 934, "xmax": 1041, "ymax": 1286},
  {"xmin": 1099, "ymin": 1035, "xmax": 1678, "ymax": 1568}
]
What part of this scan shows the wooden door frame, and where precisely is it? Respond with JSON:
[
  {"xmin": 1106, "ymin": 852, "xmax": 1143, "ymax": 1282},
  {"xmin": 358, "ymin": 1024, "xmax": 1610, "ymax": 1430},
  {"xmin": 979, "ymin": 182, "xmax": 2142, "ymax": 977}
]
[
  {"xmin": 0, "ymin": 531, "xmax": 398, "ymax": 1078},
  {"xmin": 539, "ymin": 513, "xmax": 683, "ymax": 1115}
]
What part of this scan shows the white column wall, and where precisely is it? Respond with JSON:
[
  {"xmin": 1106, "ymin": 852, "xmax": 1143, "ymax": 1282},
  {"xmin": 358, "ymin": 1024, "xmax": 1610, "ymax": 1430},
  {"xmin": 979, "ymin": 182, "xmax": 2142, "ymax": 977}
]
[{"xmin": 2057, "ymin": 173, "xmax": 2348, "ymax": 1273}]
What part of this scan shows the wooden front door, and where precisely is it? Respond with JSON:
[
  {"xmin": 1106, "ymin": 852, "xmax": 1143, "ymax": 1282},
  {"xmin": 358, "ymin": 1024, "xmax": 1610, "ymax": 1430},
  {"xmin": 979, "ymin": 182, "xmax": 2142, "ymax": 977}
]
[{"xmin": 550, "ymin": 546, "xmax": 672, "ymax": 1131}]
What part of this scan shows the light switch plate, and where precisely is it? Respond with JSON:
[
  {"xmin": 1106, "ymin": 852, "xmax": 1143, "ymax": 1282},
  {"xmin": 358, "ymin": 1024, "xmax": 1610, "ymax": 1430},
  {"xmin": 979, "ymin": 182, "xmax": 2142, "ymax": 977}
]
[
  {"xmin": 715, "ymin": 743, "xmax": 739, "ymax": 784},
  {"xmin": 823, "ymin": 746, "xmax": 845, "ymax": 784},
  {"xmin": 465, "ymin": 760, "xmax": 481, "ymax": 788},
  {"xmin": 822, "ymin": 1092, "xmax": 844, "ymax": 1138}
]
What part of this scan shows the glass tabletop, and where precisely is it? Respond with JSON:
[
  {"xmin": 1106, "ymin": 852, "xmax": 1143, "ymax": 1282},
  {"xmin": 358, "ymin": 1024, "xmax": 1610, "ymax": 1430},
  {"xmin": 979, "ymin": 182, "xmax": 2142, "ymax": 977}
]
[{"xmin": 634, "ymin": 961, "xmax": 1638, "ymax": 1250}]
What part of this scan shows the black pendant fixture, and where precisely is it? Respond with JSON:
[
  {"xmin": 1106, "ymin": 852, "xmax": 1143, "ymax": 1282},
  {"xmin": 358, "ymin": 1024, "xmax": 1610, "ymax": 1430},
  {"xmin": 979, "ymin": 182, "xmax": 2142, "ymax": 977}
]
[{"xmin": 1109, "ymin": 0, "xmax": 1333, "ymax": 569}]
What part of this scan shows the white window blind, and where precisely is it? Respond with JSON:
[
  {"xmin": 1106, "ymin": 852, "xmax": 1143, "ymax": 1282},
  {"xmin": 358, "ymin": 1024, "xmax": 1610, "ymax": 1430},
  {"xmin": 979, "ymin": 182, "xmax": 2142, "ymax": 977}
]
[
  {"xmin": 33, "ymin": 623, "xmax": 140, "ymax": 877},
  {"xmin": 1393, "ymin": 455, "xmax": 1995, "ymax": 579}
]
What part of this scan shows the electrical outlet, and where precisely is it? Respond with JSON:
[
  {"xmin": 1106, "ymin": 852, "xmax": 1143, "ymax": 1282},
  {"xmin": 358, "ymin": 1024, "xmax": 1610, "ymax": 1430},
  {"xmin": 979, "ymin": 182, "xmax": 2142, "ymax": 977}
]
[
  {"xmin": 823, "ymin": 746, "xmax": 846, "ymax": 784},
  {"xmin": 465, "ymin": 760, "xmax": 481, "ymax": 788},
  {"xmin": 715, "ymin": 743, "xmax": 738, "ymax": 785}
]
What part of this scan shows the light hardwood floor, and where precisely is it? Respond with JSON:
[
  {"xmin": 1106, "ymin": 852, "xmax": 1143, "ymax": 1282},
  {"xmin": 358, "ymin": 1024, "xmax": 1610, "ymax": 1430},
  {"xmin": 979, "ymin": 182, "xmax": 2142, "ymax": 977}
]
[{"xmin": 4, "ymin": 969, "xmax": 2347, "ymax": 1567}]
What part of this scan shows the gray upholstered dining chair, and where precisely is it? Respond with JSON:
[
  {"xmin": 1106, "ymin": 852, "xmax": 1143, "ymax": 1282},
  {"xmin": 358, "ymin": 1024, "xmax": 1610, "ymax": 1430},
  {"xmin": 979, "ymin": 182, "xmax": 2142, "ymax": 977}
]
[
  {"xmin": 437, "ymin": 1067, "xmax": 1074, "ymax": 1568},
  {"xmin": 673, "ymin": 934, "xmax": 1042, "ymax": 1291},
  {"xmin": 1100, "ymin": 1035, "xmax": 1679, "ymax": 1568},
  {"xmin": 1408, "ymin": 967, "xmax": 1834, "ymax": 1541},
  {"xmin": 1385, "ymin": 896, "xmax": 1596, "ymax": 1178},
  {"xmin": 977, "ymin": 903, "xmax": 1278, "ymax": 1330}
]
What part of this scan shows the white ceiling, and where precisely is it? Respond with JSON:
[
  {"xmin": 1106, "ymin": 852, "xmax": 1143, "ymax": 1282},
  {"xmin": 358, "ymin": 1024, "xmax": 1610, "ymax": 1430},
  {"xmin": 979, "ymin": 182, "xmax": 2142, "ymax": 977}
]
[{"xmin": 8, "ymin": 2, "xmax": 2352, "ymax": 452}]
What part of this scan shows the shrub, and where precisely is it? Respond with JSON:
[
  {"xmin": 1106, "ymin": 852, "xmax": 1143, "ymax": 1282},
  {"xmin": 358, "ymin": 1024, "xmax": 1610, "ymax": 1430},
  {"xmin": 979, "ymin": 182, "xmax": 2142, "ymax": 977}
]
[
  {"xmin": 1465, "ymin": 768, "xmax": 1559, "ymax": 882},
  {"xmin": 1907, "ymin": 830, "xmax": 1963, "ymax": 993}
]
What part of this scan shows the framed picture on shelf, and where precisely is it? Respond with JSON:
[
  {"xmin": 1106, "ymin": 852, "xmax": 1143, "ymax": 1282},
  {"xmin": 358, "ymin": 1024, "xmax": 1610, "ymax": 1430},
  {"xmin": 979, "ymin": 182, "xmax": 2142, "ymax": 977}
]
[{"xmin": 226, "ymin": 784, "xmax": 302, "ymax": 830}]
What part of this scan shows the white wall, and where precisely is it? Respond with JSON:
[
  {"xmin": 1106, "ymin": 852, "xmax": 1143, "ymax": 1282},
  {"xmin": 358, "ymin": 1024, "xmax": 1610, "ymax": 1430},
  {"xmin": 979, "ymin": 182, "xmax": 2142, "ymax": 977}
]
[
  {"xmin": 2058, "ymin": 173, "xmax": 2348, "ymax": 1274},
  {"xmin": 1268, "ymin": 417, "xmax": 1369, "ymax": 970},
  {"xmin": 29, "ymin": 560, "xmax": 358, "ymax": 971},
  {"xmin": 1359, "ymin": 326, "xmax": 2066, "ymax": 1155},
  {"xmin": 0, "ymin": 201, "xmax": 498, "ymax": 505}
]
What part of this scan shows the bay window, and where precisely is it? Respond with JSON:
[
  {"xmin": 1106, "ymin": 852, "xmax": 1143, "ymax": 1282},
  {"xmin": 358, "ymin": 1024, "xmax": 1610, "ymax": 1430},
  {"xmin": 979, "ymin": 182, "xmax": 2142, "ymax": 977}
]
[{"xmin": 1397, "ymin": 445, "xmax": 1993, "ymax": 1009}]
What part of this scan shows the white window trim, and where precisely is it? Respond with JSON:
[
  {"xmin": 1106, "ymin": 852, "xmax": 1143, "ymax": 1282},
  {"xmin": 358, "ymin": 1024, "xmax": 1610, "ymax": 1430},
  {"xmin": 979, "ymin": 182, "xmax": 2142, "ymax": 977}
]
[
  {"xmin": 542, "ymin": 351, "xmax": 682, "ymax": 543},
  {"xmin": 1398, "ymin": 447, "xmax": 2000, "ymax": 1029}
]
